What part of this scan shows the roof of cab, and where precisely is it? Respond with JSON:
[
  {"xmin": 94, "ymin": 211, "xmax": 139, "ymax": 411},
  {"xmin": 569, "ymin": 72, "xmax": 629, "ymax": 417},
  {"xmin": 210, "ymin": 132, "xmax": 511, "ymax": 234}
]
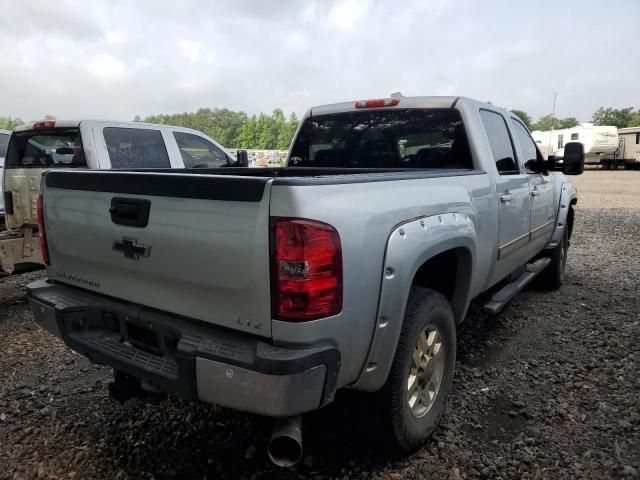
[
  {"xmin": 13, "ymin": 120, "xmax": 81, "ymax": 132},
  {"xmin": 307, "ymin": 95, "xmax": 501, "ymax": 117},
  {"xmin": 12, "ymin": 119, "xmax": 208, "ymax": 133}
]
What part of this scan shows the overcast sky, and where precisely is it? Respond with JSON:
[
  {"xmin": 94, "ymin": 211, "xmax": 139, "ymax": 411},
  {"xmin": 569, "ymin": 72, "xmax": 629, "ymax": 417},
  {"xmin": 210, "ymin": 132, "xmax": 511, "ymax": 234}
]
[{"xmin": 0, "ymin": 0, "xmax": 638, "ymax": 123}]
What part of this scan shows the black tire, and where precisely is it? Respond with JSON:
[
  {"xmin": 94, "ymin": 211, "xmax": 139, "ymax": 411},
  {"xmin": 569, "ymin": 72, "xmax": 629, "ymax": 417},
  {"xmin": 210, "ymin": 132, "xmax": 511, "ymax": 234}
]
[
  {"xmin": 624, "ymin": 163, "xmax": 632, "ymax": 170},
  {"xmin": 539, "ymin": 227, "xmax": 569, "ymax": 290},
  {"xmin": 378, "ymin": 287, "xmax": 456, "ymax": 453},
  {"xmin": 612, "ymin": 161, "xmax": 619, "ymax": 170}
]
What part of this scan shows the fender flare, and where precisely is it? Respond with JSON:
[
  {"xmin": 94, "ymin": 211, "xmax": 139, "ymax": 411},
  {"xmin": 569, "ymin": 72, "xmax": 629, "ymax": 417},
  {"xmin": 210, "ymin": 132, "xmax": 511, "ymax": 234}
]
[
  {"xmin": 546, "ymin": 181, "xmax": 577, "ymax": 250},
  {"xmin": 352, "ymin": 212, "xmax": 477, "ymax": 391}
]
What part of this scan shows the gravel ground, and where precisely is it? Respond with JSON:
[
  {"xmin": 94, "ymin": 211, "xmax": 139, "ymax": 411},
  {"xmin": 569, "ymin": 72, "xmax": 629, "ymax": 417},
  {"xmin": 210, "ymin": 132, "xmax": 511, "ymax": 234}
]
[{"xmin": 1, "ymin": 171, "xmax": 639, "ymax": 479}]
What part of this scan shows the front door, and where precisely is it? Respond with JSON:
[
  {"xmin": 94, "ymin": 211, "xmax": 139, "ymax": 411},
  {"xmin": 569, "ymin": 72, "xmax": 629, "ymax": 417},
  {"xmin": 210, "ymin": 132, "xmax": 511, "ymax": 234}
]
[
  {"xmin": 510, "ymin": 119, "xmax": 556, "ymax": 254},
  {"xmin": 479, "ymin": 109, "xmax": 532, "ymax": 284}
]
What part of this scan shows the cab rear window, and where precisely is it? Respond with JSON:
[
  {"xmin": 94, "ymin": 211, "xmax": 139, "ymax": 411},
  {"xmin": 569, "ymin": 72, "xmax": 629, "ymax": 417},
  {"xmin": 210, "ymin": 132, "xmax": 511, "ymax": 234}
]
[
  {"xmin": 289, "ymin": 109, "xmax": 473, "ymax": 169},
  {"xmin": 5, "ymin": 129, "xmax": 86, "ymax": 168}
]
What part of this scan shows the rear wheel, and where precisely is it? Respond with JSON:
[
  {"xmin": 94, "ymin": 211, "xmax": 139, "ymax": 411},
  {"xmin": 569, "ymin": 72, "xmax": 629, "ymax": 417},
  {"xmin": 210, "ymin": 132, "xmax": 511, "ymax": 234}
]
[{"xmin": 379, "ymin": 287, "xmax": 456, "ymax": 453}]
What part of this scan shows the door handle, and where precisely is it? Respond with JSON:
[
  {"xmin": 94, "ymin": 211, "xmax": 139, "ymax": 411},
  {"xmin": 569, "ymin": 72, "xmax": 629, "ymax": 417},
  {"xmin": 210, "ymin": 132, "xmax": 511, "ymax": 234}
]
[
  {"xmin": 499, "ymin": 193, "xmax": 513, "ymax": 203},
  {"xmin": 531, "ymin": 187, "xmax": 540, "ymax": 197}
]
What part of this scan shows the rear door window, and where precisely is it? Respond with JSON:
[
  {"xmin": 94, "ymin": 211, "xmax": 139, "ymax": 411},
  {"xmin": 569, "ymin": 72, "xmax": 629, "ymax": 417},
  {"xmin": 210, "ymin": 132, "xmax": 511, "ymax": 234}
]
[
  {"xmin": 173, "ymin": 132, "xmax": 229, "ymax": 168},
  {"xmin": 479, "ymin": 110, "xmax": 519, "ymax": 174},
  {"xmin": 5, "ymin": 129, "xmax": 86, "ymax": 168},
  {"xmin": 104, "ymin": 128, "xmax": 170, "ymax": 168},
  {"xmin": 289, "ymin": 109, "xmax": 473, "ymax": 169}
]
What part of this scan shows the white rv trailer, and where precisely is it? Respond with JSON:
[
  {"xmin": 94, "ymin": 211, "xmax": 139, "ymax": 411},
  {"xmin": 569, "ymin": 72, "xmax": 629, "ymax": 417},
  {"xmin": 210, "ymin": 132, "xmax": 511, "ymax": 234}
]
[
  {"xmin": 531, "ymin": 123, "xmax": 620, "ymax": 168},
  {"xmin": 616, "ymin": 126, "xmax": 640, "ymax": 170}
]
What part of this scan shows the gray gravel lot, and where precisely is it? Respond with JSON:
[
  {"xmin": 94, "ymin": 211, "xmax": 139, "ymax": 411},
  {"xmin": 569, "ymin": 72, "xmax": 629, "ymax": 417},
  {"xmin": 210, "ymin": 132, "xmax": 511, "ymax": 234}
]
[{"xmin": 0, "ymin": 170, "xmax": 639, "ymax": 479}]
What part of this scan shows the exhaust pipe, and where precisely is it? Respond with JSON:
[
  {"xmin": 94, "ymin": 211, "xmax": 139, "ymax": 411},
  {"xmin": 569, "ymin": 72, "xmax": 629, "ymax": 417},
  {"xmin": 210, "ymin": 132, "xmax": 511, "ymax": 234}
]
[{"xmin": 268, "ymin": 415, "xmax": 303, "ymax": 467}]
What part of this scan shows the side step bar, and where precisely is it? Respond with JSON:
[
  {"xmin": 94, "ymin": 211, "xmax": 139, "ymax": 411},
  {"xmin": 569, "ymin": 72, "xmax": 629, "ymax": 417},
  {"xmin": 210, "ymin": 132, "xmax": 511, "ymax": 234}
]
[{"xmin": 483, "ymin": 258, "xmax": 551, "ymax": 315}]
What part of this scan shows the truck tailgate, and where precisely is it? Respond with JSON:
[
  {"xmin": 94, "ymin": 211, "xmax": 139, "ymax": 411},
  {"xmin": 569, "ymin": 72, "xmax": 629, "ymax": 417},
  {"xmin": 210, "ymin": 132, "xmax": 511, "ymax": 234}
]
[{"xmin": 42, "ymin": 170, "xmax": 274, "ymax": 337}]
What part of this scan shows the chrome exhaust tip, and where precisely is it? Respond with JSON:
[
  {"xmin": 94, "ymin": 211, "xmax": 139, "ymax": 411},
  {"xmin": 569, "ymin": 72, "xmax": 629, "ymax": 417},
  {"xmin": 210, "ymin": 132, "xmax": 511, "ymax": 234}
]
[{"xmin": 267, "ymin": 415, "xmax": 303, "ymax": 467}]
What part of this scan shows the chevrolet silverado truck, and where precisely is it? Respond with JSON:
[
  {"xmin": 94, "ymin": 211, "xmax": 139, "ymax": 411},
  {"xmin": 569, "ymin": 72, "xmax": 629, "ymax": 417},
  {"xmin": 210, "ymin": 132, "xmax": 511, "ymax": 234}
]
[
  {"xmin": 27, "ymin": 96, "xmax": 583, "ymax": 467},
  {"xmin": 1, "ymin": 119, "xmax": 238, "ymax": 273}
]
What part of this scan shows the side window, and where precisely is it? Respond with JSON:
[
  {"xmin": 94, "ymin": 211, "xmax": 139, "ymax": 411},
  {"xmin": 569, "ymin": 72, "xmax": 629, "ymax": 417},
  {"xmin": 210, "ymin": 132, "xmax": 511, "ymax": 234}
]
[
  {"xmin": 571, "ymin": 133, "xmax": 579, "ymax": 141},
  {"xmin": 0, "ymin": 133, "xmax": 9, "ymax": 158},
  {"xmin": 557, "ymin": 134, "xmax": 564, "ymax": 149},
  {"xmin": 511, "ymin": 119, "xmax": 541, "ymax": 174},
  {"xmin": 479, "ymin": 110, "xmax": 519, "ymax": 174},
  {"xmin": 636, "ymin": 133, "xmax": 640, "ymax": 145},
  {"xmin": 104, "ymin": 128, "xmax": 170, "ymax": 169},
  {"xmin": 173, "ymin": 132, "xmax": 229, "ymax": 168}
]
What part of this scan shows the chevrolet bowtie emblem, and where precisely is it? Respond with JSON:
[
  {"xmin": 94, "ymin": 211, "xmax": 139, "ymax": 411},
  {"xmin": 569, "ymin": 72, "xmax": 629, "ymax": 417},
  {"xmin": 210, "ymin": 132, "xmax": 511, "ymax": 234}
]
[{"xmin": 112, "ymin": 237, "xmax": 151, "ymax": 260}]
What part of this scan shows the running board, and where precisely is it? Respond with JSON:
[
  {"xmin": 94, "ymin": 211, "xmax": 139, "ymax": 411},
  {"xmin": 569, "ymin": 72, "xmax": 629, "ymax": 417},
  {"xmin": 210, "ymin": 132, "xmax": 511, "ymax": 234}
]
[{"xmin": 483, "ymin": 258, "xmax": 551, "ymax": 315}]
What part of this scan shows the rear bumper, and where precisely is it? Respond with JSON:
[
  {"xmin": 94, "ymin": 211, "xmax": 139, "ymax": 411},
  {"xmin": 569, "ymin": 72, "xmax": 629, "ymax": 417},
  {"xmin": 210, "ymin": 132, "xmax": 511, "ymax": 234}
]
[{"xmin": 27, "ymin": 279, "xmax": 340, "ymax": 417}]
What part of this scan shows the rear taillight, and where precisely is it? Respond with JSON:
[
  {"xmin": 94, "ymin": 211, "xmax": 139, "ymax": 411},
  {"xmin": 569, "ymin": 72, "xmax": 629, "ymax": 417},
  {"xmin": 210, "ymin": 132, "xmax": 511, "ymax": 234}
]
[
  {"xmin": 33, "ymin": 120, "xmax": 56, "ymax": 129},
  {"xmin": 270, "ymin": 218, "xmax": 342, "ymax": 321},
  {"xmin": 36, "ymin": 196, "xmax": 50, "ymax": 265}
]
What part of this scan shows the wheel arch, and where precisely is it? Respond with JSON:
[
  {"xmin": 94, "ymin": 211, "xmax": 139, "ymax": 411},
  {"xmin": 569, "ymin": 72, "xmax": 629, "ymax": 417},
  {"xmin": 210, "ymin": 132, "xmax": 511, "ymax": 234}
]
[
  {"xmin": 352, "ymin": 213, "xmax": 477, "ymax": 391},
  {"xmin": 547, "ymin": 181, "xmax": 577, "ymax": 250}
]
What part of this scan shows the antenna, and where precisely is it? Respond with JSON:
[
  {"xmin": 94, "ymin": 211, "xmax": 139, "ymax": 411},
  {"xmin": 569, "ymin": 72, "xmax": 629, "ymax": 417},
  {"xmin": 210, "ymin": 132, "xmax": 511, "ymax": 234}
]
[{"xmin": 548, "ymin": 92, "xmax": 557, "ymax": 154}]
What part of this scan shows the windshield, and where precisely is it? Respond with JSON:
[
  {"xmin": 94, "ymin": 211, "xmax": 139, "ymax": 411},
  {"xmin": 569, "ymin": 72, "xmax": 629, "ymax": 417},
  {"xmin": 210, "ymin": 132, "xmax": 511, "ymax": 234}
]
[
  {"xmin": 5, "ymin": 129, "xmax": 86, "ymax": 168},
  {"xmin": 289, "ymin": 108, "xmax": 473, "ymax": 169}
]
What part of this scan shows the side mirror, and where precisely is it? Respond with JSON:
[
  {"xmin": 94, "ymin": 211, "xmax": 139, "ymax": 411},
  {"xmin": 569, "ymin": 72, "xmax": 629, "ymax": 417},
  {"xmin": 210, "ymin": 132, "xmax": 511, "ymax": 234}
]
[
  {"xmin": 525, "ymin": 158, "xmax": 549, "ymax": 175},
  {"xmin": 236, "ymin": 149, "xmax": 249, "ymax": 167},
  {"xmin": 562, "ymin": 142, "xmax": 584, "ymax": 175}
]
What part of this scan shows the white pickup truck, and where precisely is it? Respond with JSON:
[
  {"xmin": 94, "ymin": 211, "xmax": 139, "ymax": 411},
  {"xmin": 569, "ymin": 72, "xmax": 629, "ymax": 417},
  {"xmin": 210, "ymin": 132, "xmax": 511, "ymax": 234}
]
[
  {"xmin": 27, "ymin": 96, "xmax": 584, "ymax": 466},
  {"xmin": 1, "ymin": 119, "xmax": 237, "ymax": 273}
]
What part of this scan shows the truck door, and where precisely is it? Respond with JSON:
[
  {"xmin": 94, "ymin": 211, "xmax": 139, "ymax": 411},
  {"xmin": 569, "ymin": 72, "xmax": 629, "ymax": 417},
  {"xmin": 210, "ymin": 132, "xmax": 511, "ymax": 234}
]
[
  {"xmin": 510, "ymin": 119, "xmax": 555, "ymax": 255},
  {"xmin": 479, "ymin": 110, "xmax": 531, "ymax": 284}
]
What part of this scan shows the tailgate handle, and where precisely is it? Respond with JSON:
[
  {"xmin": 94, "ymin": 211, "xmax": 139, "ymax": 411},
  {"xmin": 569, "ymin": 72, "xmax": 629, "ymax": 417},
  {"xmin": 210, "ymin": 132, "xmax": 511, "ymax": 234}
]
[{"xmin": 109, "ymin": 197, "xmax": 151, "ymax": 227}]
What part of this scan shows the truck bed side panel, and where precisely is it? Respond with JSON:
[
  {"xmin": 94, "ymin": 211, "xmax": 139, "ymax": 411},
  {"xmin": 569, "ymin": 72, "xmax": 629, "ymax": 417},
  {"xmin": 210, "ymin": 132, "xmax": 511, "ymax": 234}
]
[{"xmin": 269, "ymin": 172, "xmax": 495, "ymax": 387}]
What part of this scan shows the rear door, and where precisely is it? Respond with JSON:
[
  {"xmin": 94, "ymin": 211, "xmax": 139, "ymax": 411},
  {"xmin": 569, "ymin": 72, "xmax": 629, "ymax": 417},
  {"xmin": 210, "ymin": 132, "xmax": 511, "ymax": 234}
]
[
  {"xmin": 479, "ymin": 109, "xmax": 531, "ymax": 283},
  {"xmin": 510, "ymin": 118, "xmax": 555, "ymax": 254}
]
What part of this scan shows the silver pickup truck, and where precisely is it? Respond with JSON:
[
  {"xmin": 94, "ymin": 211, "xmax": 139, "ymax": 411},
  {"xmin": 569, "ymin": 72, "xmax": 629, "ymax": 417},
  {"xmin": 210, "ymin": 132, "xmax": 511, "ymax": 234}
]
[{"xmin": 27, "ymin": 96, "xmax": 584, "ymax": 466}]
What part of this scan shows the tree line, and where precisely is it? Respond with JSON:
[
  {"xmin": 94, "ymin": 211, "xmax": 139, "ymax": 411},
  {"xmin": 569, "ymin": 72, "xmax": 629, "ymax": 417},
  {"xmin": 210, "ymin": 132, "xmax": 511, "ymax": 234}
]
[
  {"xmin": 2, "ymin": 104, "xmax": 639, "ymax": 147},
  {"xmin": 140, "ymin": 108, "xmax": 298, "ymax": 149},
  {"xmin": 511, "ymin": 106, "xmax": 640, "ymax": 131}
]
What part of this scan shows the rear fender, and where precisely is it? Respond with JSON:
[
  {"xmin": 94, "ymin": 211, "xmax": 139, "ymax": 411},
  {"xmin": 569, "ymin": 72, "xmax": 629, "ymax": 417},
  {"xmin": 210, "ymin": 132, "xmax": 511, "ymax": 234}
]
[{"xmin": 352, "ymin": 213, "xmax": 476, "ymax": 391}]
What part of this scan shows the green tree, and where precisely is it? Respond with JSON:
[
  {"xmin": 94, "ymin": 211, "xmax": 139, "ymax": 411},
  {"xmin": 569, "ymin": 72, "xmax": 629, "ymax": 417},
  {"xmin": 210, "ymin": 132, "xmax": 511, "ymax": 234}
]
[
  {"xmin": 630, "ymin": 110, "xmax": 640, "ymax": 128},
  {"xmin": 592, "ymin": 107, "xmax": 635, "ymax": 128},
  {"xmin": 531, "ymin": 115, "xmax": 579, "ymax": 131},
  {"xmin": 511, "ymin": 110, "xmax": 532, "ymax": 129},
  {"xmin": 277, "ymin": 113, "xmax": 299, "ymax": 150},
  {"xmin": 0, "ymin": 117, "xmax": 23, "ymax": 130},
  {"xmin": 236, "ymin": 115, "xmax": 259, "ymax": 148},
  {"xmin": 556, "ymin": 117, "xmax": 579, "ymax": 129}
]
